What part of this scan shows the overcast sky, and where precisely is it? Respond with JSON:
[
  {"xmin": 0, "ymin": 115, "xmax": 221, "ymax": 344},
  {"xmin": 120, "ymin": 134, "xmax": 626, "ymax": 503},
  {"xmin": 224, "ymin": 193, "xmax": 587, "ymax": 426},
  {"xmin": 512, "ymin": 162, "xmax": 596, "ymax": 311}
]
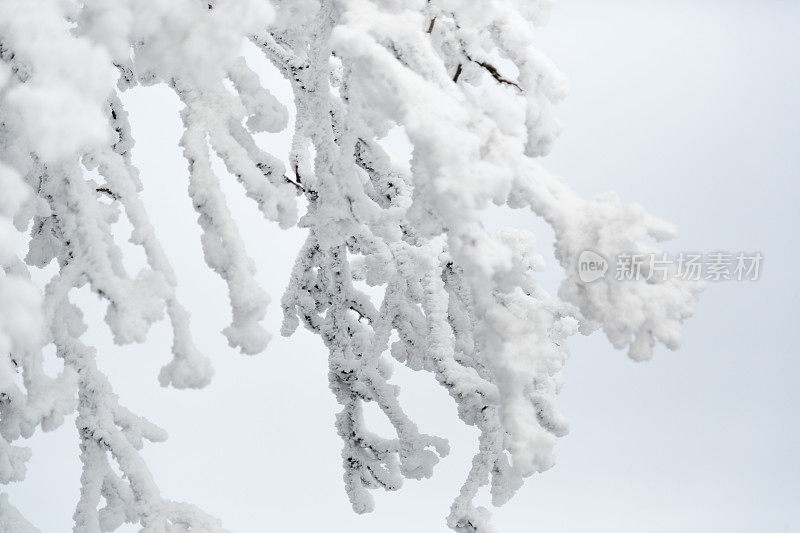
[{"xmin": 8, "ymin": 1, "xmax": 800, "ymax": 532}]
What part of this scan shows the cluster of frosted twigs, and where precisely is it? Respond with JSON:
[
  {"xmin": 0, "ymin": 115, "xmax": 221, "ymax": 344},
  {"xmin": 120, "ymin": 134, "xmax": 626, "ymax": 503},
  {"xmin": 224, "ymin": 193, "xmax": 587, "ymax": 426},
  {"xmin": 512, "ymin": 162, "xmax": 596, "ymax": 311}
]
[{"xmin": 0, "ymin": 1, "xmax": 699, "ymax": 531}]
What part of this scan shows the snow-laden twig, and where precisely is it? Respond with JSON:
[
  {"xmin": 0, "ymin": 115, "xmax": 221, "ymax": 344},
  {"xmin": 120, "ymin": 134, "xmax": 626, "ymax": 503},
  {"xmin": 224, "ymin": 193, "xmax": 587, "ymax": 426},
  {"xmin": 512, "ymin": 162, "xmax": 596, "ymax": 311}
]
[{"xmin": 0, "ymin": 0, "xmax": 700, "ymax": 530}]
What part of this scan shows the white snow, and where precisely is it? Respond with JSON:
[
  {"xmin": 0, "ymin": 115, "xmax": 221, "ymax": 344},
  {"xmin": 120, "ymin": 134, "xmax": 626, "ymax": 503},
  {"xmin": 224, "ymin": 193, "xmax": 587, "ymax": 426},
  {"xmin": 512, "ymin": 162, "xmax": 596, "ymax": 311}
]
[{"xmin": 0, "ymin": 1, "xmax": 701, "ymax": 531}]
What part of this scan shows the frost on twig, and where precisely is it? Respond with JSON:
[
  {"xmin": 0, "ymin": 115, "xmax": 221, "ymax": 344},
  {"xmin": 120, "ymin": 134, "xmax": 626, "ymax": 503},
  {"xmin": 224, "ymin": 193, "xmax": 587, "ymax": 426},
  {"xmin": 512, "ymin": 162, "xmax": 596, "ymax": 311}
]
[
  {"xmin": 0, "ymin": 0, "xmax": 700, "ymax": 531},
  {"xmin": 270, "ymin": 1, "xmax": 699, "ymax": 529},
  {"xmin": 0, "ymin": 0, "xmax": 276, "ymax": 528}
]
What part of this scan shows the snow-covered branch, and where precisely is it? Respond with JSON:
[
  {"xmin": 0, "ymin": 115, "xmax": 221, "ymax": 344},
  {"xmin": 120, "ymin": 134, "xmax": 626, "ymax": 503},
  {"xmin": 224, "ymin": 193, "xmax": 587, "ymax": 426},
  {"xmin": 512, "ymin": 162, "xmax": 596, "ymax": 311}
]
[{"xmin": 0, "ymin": 0, "xmax": 700, "ymax": 531}]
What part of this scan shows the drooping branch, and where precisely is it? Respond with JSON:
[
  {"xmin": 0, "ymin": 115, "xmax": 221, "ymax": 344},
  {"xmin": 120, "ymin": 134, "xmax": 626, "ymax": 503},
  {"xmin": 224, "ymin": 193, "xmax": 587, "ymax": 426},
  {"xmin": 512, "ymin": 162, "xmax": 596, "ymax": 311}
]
[{"xmin": 0, "ymin": 1, "xmax": 700, "ymax": 531}]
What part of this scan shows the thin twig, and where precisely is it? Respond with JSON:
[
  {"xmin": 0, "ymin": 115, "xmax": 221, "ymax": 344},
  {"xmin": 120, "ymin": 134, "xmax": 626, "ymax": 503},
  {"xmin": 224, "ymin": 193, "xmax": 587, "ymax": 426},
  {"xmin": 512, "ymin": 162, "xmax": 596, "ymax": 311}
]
[
  {"xmin": 283, "ymin": 165, "xmax": 306, "ymax": 192},
  {"xmin": 453, "ymin": 63, "xmax": 463, "ymax": 83},
  {"xmin": 96, "ymin": 187, "xmax": 118, "ymax": 200},
  {"xmin": 349, "ymin": 306, "xmax": 367, "ymax": 322},
  {"xmin": 475, "ymin": 60, "xmax": 522, "ymax": 91}
]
